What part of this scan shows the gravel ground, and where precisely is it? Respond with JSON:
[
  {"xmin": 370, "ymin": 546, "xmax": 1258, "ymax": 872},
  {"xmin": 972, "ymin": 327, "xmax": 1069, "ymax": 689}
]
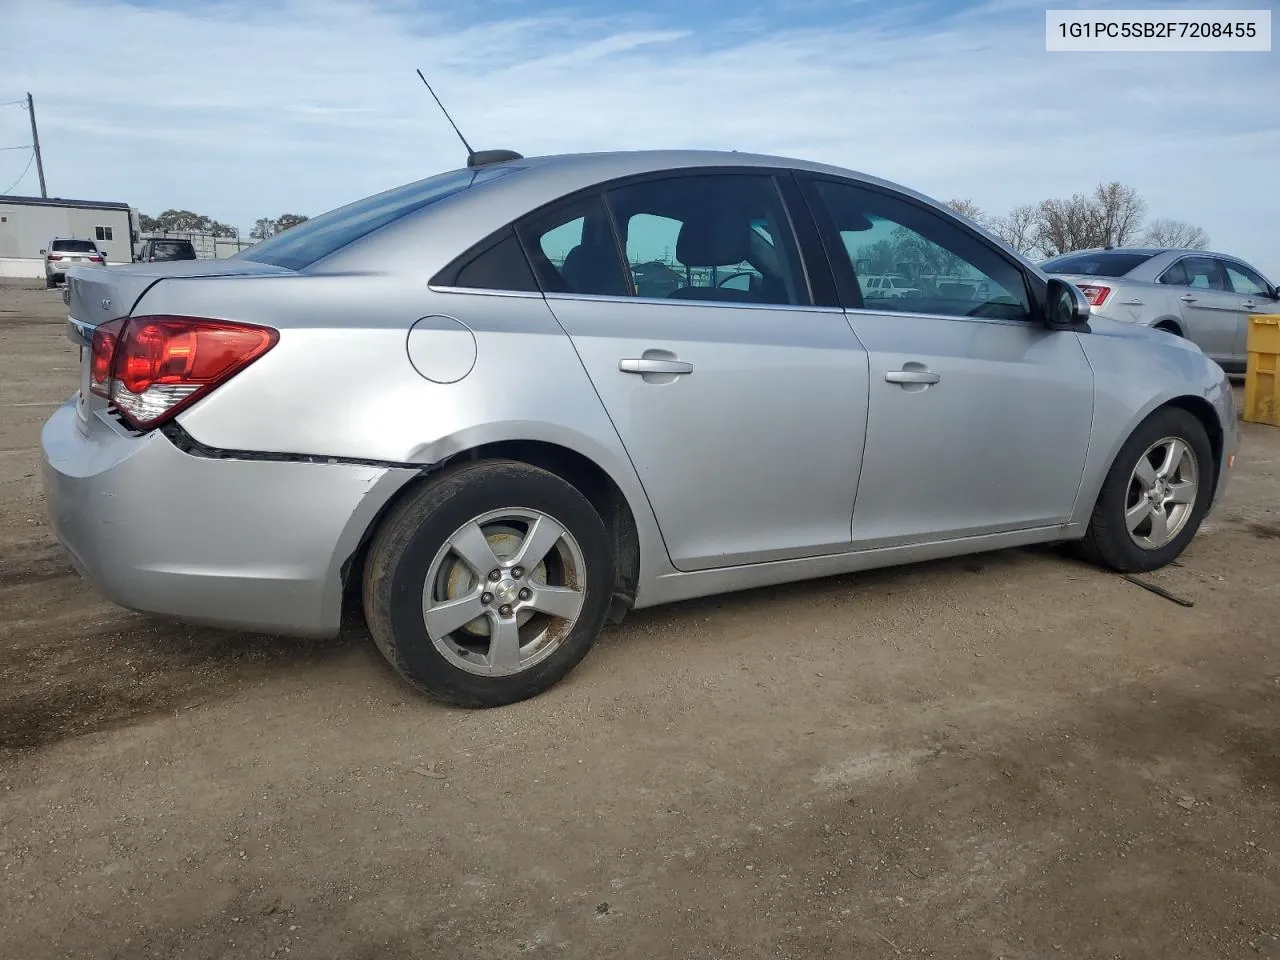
[{"xmin": 2, "ymin": 280, "xmax": 1279, "ymax": 959}]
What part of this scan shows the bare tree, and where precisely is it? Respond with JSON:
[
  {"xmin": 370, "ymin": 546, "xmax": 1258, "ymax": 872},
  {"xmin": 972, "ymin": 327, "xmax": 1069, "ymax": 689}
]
[
  {"xmin": 1092, "ymin": 181, "xmax": 1146, "ymax": 247},
  {"xmin": 946, "ymin": 198, "xmax": 988, "ymax": 229},
  {"xmin": 1143, "ymin": 217, "xmax": 1209, "ymax": 249},
  {"xmin": 1033, "ymin": 193, "xmax": 1101, "ymax": 258},
  {"xmin": 990, "ymin": 204, "xmax": 1039, "ymax": 256}
]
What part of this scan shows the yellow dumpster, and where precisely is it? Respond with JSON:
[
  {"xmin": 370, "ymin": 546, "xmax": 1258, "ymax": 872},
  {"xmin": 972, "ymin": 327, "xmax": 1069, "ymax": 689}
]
[{"xmin": 1244, "ymin": 314, "xmax": 1280, "ymax": 427}]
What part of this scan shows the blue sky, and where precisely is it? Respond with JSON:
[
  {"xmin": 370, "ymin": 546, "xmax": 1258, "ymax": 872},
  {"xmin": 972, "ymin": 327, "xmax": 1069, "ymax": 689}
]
[{"xmin": 2, "ymin": 0, "xmax": 1277, "ymax": 274}]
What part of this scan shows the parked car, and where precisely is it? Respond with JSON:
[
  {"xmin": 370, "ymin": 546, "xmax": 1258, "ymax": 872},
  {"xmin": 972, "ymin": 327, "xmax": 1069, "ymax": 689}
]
[
  {"xmin": 43, "ymin": 149, "xmax": 1238, "ymax": 707},
  {"xmin": 1040, "ymin": 247, "xmax": 1280, "ymax": 373},
  {"xmin": 862, "ymin": 274, "xmax": 920, "ymax": 299},
  {"xmin": 135, "ymin": 238, "xmax": 198, "ymax": 263},
  {"xmin": 41, "ymin": 238, "xmax": 103, "ymax": 287}
]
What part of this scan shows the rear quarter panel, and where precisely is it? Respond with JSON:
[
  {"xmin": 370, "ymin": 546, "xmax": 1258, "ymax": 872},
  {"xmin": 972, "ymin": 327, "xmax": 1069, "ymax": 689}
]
[
  {"xmin": 131, "ymin": 273, "xmax": 673, "ymax": 577},
  {"xmin": 1070, "ymin": 318, "xmax": 1235, "ymax": 527}
]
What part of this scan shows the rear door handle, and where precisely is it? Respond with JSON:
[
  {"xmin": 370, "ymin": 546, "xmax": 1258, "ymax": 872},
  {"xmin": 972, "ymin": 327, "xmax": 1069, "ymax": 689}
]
[
  {"xmin": 619, "ymin": 358, "xmax": 693, "ymax": 375},
  {"xmin": 1179, "ymin": 294, "xmax": 1197, "ymax": 303},
  {"xmin": 1242, "ymin": 300, "xmax": 1258, "ymax": 309},
  {"xmin": 885, "ymin": 369, "xmax": 941, "ymax": 385}
]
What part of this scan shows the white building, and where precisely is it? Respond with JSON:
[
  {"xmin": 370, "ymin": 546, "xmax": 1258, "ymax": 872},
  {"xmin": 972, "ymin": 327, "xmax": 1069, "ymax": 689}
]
[{"xmin": 0, "ymin": 195, "xmax": 137, "ymax": 278}]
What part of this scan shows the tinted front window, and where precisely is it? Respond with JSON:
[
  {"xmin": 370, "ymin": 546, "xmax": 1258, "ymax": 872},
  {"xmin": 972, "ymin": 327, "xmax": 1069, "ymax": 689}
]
[
  {"xmin": 238, "ymin": 165, "xmax": 516, "ymax": 271},
  {"xmin": 50, "ymin": 240, "xmax": 98, "ymax": 253},
  {"xmin": 1040, "ymin": 251, "xmax": 1154, "ymax": 277},
  {"xmin": 1224, "ymin": 262, "xmax": 1271, "ymax": 296},
  {"xmin": 812, "ymin": 179, "xmax": 1031, "ymax": 321}
]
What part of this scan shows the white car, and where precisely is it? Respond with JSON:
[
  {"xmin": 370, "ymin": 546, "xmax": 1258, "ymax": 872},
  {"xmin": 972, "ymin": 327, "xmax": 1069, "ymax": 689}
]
[{"xmin": 862, "ymin": 275, "xmax": 920, "ymax": 299}]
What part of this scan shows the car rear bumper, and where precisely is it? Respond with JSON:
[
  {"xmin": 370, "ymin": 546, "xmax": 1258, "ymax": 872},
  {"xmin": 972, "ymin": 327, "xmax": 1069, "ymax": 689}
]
[{"xmin": 40, "ymin": 399, "xmax": 419, "ymax": 637}]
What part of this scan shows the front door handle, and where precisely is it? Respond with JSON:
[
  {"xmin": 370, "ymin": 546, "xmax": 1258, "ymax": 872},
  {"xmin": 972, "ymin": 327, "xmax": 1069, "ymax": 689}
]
[
  {"xmin": 1179, "ymin": 294, "xmax": 1197, "ymax": 303},
  {"xmin": 886, "ymin": 369, "xmax": 941, "ymax": 385},
  {"xmin": 1242, "ymin": 300, "xmax": 1258, "ymax": 309},
  {"xmin": 619, "ymin": 358, "xmax": 693, "ymax": 375}
]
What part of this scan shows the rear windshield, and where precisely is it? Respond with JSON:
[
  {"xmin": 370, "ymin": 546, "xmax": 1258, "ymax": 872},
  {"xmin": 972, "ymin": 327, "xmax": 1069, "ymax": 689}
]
[
  {"xmin": 1040, "ymin": 251, "xmax": 1155, "ymax": 277},
  {"xmin": 236, "ymin": 165, "xmax": 516, "ymax": 271},
  {"xmin": 50, "ymin": 239, "xmax": 98, "ymax": 253},
  {"xmin": 151, "ymin": 241, "xmax": 195, "ymax": 260}
]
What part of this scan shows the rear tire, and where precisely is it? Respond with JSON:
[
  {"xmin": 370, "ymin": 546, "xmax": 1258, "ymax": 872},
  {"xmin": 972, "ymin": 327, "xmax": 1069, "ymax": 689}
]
[
  {"xmin": 1074, "ymin": 407, "xmax": 1213, "ymax": 572},
  {"xmin": 362, "ymin": 459, "xmax": 614, "ymax": 707}
]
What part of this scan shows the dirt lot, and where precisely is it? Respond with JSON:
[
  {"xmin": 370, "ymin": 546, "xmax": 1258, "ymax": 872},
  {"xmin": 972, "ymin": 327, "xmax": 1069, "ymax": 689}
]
[{"xmin": 1, "ymin": 280, "xmax": 1278, "ymax": 959}]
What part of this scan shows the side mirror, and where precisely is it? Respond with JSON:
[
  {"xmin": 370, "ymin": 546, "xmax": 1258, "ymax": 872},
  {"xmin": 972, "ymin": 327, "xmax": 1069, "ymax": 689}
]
[
  {"xmin": 1045, "ymin": 277, "xmax": 1092, "ymax": 330},
  {"xmin": 39, "ymin": 248, "xmax": 46, "ymax": 255}
]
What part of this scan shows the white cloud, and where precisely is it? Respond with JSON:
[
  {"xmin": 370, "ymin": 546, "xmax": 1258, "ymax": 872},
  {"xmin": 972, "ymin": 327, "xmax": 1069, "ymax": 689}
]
[{"xmin": 1, "ymin": 0, "xmax": 1277, "ymax": 274}]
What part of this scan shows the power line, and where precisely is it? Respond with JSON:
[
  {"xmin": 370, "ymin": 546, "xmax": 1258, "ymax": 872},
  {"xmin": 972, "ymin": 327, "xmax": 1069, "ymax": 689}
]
[
  {"xmin": 1, "ymin": 144, "xmax": 34, "ymax": 150},
  {"xmin": 1, "ymin": 151, "xmax": 36, "ymax": 195},
  {"xmin": 0, "ymin": 98, "xmax": 28, "ymax": 107}
]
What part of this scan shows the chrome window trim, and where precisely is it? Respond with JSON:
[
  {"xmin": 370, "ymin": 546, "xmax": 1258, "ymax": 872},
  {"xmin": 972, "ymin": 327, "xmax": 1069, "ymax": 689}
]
[
  {"xmin": 427, "ymin": 285, "xmax": 544, "ymax": 300},
  {"xmin": 541, "ymin": 291, "xmax": 846, "ymax": 314},
  {"xmin": 842, "ymin": 305, "xmax": 1033, "ymax": 328}
]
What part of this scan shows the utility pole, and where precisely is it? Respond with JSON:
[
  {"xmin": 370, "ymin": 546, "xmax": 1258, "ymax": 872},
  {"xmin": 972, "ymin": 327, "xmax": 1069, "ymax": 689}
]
[{"xmin": 26, "ymin": 92, "xmax": 47, "ymax": 198}]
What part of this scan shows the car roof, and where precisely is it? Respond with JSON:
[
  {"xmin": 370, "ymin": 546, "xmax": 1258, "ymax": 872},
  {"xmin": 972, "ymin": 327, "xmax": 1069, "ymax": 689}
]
[
  {"xmin": 1050, "ymin": 246, "xmax": 1230, "ymax": 260},
  {"xmin": 325, "ymin": 148, "xmax": 1030, "ymax": 276}
]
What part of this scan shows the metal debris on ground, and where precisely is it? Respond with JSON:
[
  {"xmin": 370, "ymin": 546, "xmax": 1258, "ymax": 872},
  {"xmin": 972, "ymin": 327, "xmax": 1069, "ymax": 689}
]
[{"xmin": 1121, "ymin": 574, "xmax": 1194, "ymax": 607}]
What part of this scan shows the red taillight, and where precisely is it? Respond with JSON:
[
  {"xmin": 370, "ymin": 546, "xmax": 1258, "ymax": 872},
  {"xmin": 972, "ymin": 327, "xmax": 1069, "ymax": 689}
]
[
  {"xmin": 48, "ymin": 254, "xmax": 63, "ymax": 261},
  {"xmin": 93, "ymin": 316, "xmax": 277, "ymax": 430},
  {"xmin": 1078, "ymin": 284, "xmax": 1111, "ymax": 307},
  {"xmin": 89, "ymin": 255, "xmax": 104, "ymax": 263},
  {"xmin": 89, "ymin": 318, "xmax": 125, "ymax": 397}
]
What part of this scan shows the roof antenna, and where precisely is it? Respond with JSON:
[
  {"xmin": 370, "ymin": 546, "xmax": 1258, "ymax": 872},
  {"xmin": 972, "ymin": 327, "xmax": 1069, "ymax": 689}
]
[{"xmin": 415, "ymin": 69, "xmax": 522, "ymax": 169}]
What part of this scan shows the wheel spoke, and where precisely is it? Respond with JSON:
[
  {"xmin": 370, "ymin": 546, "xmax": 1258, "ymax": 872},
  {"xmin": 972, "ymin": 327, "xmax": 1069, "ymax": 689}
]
[
  {"xmin": 1167, "ymin": 479, "xmax": 1197, "ymax": 505},
  {"xmin": 1133, "ymin": 457, "xmax": 1157, "ymax": 491},
  {"xmin": 423, "ymin": 590, "xmax": 486, "ymax": 638},
  {"xmin": 1125, "ymin": 498, "xmax": 1154, "ymax": 533},
  {"xmin": 486, "ymin": 615, "xmax": 523, "ymax": 672},
  {"xmin": 1146, "ymin": 505, "xmax": 1170, "ymax": 546},
  {"xmin": 510, "ymin": 515, "xmax": 566, "ymax": 572},
  {"xmin": 528, "ymin": 584, "xmax": 584, "ymax": 622},
  {"xmin": 450, "ymin": 521, "xmax": 501, "ymax": 577},
  {"xmin": 1157, "ymin": 440, "xmax": 1185, "ymax": 480}
]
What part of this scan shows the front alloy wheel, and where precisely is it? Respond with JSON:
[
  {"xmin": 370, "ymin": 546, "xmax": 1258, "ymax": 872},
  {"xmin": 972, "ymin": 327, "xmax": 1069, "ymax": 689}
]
[{"xmin": 1076, "ymin": 406, "xmax": 1214, "ymax": 572}]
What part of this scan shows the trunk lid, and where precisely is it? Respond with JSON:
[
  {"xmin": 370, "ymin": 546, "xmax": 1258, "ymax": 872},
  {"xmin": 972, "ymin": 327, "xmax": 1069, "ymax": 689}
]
[{"xmin": 65, "ymin": 260, "xmax": 295, "ymax": 430}]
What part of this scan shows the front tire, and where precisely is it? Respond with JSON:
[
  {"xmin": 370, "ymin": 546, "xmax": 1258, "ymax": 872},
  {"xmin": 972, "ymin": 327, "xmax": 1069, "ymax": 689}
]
[
  {"xmin": 1075, "ymin": 407, "xmax": 1214, "ymax": 572},
  {"xmin": 362, "ymin": 460, "xmax": 615, "ymax": 707}
]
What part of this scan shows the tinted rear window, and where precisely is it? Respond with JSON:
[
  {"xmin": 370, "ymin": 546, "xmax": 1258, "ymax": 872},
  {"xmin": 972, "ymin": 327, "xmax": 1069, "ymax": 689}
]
[
  {"xmin": 50, "ymin": 239, "xmax": 98, "ymax": 253},
  {"xmin": 236, "ymin": 165, "xmax": 516, "ymax": 271},
  {"xmin": 1040, "ymin": 251, "xmax": 1155, "ymax": 277},
  {"xmin": 151, "ymin": 241, "xmax": 196, "ymax": 260}
]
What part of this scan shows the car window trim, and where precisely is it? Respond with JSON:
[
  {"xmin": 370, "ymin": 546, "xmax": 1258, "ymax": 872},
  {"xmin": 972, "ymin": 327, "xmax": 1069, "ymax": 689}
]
[
  {"xmin": 1218, "ymin": 255, "xmax": 1271, "ymax": 295},
  {"xmin": 1161, "ymin": 253, "xmax": 1228, "ymax": 291},
  {"xmin": 433, "ymin": 164, "xmax": 829, "ymax": 308},
  {"xmin": 796, "ymin": 172, "xmax": 1043, "ymax": 324}
]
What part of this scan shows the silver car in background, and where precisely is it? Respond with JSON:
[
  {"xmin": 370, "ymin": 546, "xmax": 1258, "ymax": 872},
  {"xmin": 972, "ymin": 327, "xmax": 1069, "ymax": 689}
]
[
  {"xmin": 42, "ymin": 149, "xmax": 1239, "ymax": 707},
  {"xmin": 1041, "ymin": 247, "xmax": 1280, "ymax": 373}
]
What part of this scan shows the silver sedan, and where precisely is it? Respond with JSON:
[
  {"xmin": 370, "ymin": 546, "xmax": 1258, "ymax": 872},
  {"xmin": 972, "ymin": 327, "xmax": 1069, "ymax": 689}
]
[
  {"xmin": 1041, "ymin": 246, "xmax": 1280, "ymax": 373},
  {"xmin": 42, "ymin": 149, "xmax": 1239, "ymax": 707}
]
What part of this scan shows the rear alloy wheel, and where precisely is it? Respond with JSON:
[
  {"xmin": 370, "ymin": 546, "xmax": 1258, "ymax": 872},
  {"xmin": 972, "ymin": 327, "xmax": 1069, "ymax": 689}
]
[
  {"xmin": 362, "ymin": 460, "xmax": 614, "ymax": 707},
  {"xmin": 1075, "ymin": 407, "xmax": 1213, "ymax": 572}
]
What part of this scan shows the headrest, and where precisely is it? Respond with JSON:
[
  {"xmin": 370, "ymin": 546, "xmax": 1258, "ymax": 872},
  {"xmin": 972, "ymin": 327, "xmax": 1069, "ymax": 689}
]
[{"xmin": 676, "ymin": 212, "xmax": 751, "ymax": 267}]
